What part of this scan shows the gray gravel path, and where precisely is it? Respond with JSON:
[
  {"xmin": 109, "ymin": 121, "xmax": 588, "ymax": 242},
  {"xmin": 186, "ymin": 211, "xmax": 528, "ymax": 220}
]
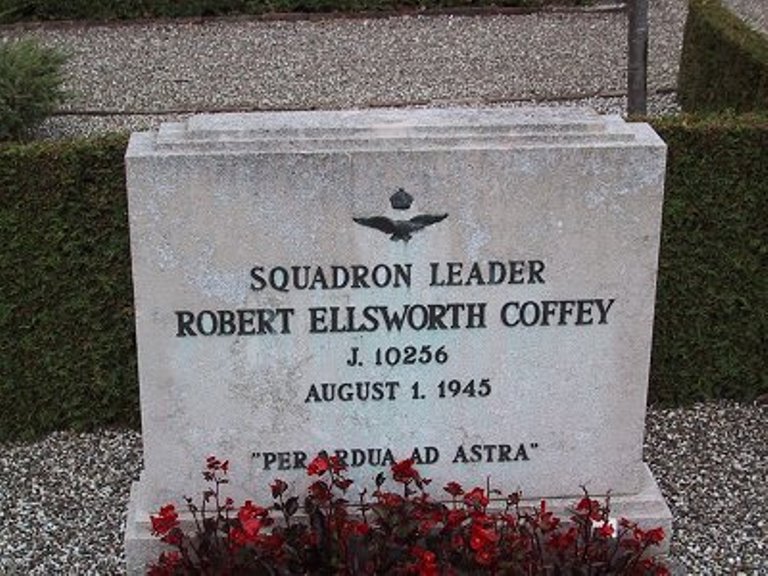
[
  {"xmin": 645, "ymin": 403, "xmax": 768, "ymax": 575},
  {"xmin": 36, "ymin": 93, "xmax": 683, "ymax": 140},
  {"xmin": 0, "ymin": 1, "xmax": 688, "ymax": 138},
  {"xmin": 1, "ymin": 402, "xmax": 766, "ymax": 575},
  {"xmin": 723, "ymin": 0, "xmax": 768, "ymax": 37}
]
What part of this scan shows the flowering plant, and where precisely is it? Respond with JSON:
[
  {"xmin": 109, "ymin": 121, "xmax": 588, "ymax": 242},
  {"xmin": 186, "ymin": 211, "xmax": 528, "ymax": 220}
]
[{"xmin": 149, "ymin": 454, "xmax": 668, "ymax": 575}]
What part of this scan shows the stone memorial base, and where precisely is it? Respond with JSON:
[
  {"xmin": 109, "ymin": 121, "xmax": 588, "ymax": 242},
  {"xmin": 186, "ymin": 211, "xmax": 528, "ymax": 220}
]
[{"xmin": 124, "ymin": 106, "xmax": 673, "ymax": 573}]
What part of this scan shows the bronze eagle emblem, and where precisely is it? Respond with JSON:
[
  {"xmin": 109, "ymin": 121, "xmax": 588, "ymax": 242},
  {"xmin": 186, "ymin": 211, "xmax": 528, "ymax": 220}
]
[{"xmin": 353, "ymin": 214, "xmax": 448, "ymax": 242}]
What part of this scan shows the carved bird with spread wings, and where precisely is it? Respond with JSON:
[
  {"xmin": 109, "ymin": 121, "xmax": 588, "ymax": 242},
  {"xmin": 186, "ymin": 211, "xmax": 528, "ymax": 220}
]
[{"xmin": 353, "ymin": 213, "xmax": 448, "ymax": 242}]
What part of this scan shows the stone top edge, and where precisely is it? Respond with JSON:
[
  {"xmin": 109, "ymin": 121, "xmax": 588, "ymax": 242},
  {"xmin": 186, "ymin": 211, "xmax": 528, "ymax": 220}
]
[
  {"xmin": 185, "ymin": 107, "xmax": 608, "ymax": 132},
  {"xmin": 126, "ymin": 108, "xmax": 665, "ymax": 156}
]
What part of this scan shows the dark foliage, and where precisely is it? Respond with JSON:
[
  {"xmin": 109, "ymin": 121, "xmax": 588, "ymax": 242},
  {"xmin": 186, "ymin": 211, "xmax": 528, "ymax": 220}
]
[
  {"xmin": 0, "ymin": 0, "xmax": 593, "ymax": 23},
  {"xmin": 0, "ymin": 39, "xmax": 66, "ymax": 141},
  {"xmin": 0, "ymin": 134, "xmax": 138, "ymax": 440},
  {"xmin": 147, "ymin": 455, "xmax": 668, "ymax": 575},
  {"xmin": 678, "ymin": 0, "xmax": 768, "ymax": 113},
  {"xmin": 650, "ymin": 114, "xmax": 768, "ymax": 404}
]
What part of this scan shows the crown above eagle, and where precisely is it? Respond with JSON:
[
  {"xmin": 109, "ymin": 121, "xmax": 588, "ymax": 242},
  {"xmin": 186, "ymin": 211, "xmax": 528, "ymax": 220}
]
[
  {"xmin": 355, "ymin": 187, "xmax": 447, "ymax": 242},
  {"xmin": 389, "ymin": 188, "xmax": 414, "ymax": 210}
]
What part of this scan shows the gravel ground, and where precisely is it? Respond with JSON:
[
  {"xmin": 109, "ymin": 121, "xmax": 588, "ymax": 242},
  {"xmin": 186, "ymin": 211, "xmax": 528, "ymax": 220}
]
[
  {"xmin": 1, "ymin": 402, "xmax": 766, "ymax": 575},
  {"xmin": 723, "ymin": 0, "xmax": 768, "ymax": 37},
  {"xmin": 0, "ymin": 430, "xmax": 142, "ymax": 575},
  {"xmin": 0, "ymin": 1, "xmax": 688, "ymax": 139},
  {"xmin": 645, "ymin": 403, "xmax": 768, "ymax": 575},
  {"xmin": 35, "ymin": 92, "xmax": 682, "ymax": 139}
]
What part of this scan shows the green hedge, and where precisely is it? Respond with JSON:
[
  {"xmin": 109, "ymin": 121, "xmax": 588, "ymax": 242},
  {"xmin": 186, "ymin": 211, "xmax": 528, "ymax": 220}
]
[
  {"xmin": 0, "ymin": 0, "xmax": 591, "ymax": 23},
  {"xmin": 0, "ymin": 116, "xmax": 766, "ymax": 440},
  {"xmin": 0, "ymin": 134, "xmax": 138, "ymax": 440},
  {"xmin": 650, "ymin": 114, "xmax": 767, "ymax": 404},
  {"xmin": 678, "ymin": 0, "xmax": 768, "ymax": 113}
]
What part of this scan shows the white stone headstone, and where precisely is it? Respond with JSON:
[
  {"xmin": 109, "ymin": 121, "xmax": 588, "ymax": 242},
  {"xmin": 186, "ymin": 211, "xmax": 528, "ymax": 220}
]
[{"xmin": 124, "ymin": 107, "xmax": 671, "ymax": 573}]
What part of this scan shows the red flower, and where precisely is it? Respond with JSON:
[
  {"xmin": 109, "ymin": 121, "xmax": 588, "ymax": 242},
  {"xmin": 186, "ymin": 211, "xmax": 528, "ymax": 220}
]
[
  {"xmin": 271, "ymin": 478, "xmax": 288, "ymax": 498},
  {"xmin": 205, "ymin": 456, "xmax": 228, "ymax": 472},
  {"xmin": 640, "ymin": 526, "xmax": 666, "ymax": 545},
  {"xmin": 500, "ymin": 512, "xmax": 517, "ymax": 527},
  {"xmin": 376, "ymin": 491, "xmax": 405, "ymax": 508},
  {"xmin": 469, "ymin": 522, "xmax": 498, "ymax": 551},
  {"xmin": 547, "ymin": 526, "xmax": 577, "ymax": 552},
  {"xmin": 240, "ymin": 515, "xmax": 263, "ymax": 539},
  {"xmin": 308, "ymin": 480, "xmax": 332, "ymax": 502},
  {"xmin": 575, "ymin": 496, "xmax": 603, "ymax": 522},
  {"xmin": 597, "ymin": 521, "xmax": 615, "ymax": 538},
  {"xmin": 148, "ymin": 551, "xmax": 182, "ymax": 576},
  {"xmin": 536, "ymin": 500, "xmax": 561, "ymax": 531},
  {"xmin": 392, "ymin": 458, "xmax": 420, "ymax": 483},
  {"xmin": 450, "ymin": 533, "xmax": 465, "ymax": 551},
  {"xmin": 475, "ymin": 548, "xmax": 495, "ymax": 566},
  {"xmin": 236, "ymin": 500, "xmax": 268, "ymax": 543},
  {"xmin": 229, "ymin": 527, "xmax": 250, "ymax": 548},
  {"xmin": 239, "ymin": 500, "xmax": 268, "ymax": 521},
  {"xmin": 622, "ymin": 523, "xmax": 665, "ymax": 553},
  {"xmin": 619, "ymin": 517, "xmax": 635, "ymax": 529},
  {"xmin": 260, "ymin": 533, "xmax": 285, "ymax": 552},
  {"xmin": 410, "ymin": 546, "xmax": 439, "ymax": 576},
  {"xmin": 344, "ymin": 520, "xmax": 370, "ymax": 536},
  {"xmin": 307, "ymin": 454, "xmax": 330, "ymax": 476},
  {"xmin": 163, "ymin": 528, "xmax": 183, "ymax": 547},
  {"xmin": 443, "ymin": 481, "xmax": 464, "ymax": 497},
  {"xmin": 150, "ymin": 455, "xmax": 672, "ymax": 575},
  {"xmin": 150, "ymin": 504, "xmax": 179, "ymax": 536},
  {"xmin": 463, "ymin": 487, "xmax": 489, "ymax": 508},
  {"xmin": 446, "ymin": 508, "xmax": 467, "ymax": 528}
]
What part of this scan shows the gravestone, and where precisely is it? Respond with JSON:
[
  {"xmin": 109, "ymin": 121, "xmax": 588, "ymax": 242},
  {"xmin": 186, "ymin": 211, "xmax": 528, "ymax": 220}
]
[{"xmin": 124, "ymin": 107, "xmax": 672, "ymax": 573}]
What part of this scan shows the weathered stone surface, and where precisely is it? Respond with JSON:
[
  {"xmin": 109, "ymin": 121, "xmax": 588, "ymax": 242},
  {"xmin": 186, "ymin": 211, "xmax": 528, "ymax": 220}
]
[{"xmin": 124, "ymin": 107, "xmax": 671, "ymax": 573}]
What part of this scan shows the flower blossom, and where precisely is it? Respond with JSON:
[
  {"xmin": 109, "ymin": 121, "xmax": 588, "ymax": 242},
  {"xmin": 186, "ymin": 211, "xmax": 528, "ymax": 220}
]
[
  {"xmin": 443, "ymin": 481, "xmax": 464, "ymax": 497},
  {"xmin": 307, "ymin": 454, "xmax": 330, "ymax": 476},
  {"xmin": 463, "ymin": 487, "xmax": 489, "ymax": 508},
  {"xmin": 392, "ymin": 458, "xmax": 420, "ymax": 483},
  {"xmin": 150, "ymin": 504, "xmax": 179, "ymax": 536}
]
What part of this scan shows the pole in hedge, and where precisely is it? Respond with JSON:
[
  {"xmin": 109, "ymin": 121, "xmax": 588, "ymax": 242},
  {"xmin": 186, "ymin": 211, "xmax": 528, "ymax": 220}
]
[{"xmin": 627, "ymin": 0, "xmax": 649, "ymax": 116}]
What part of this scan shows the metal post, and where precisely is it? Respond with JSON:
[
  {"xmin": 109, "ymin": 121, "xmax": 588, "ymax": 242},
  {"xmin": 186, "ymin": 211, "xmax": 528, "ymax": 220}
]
[{"xmin": 627, "ymin": 0, "xmax": 649, "ymax": 116}]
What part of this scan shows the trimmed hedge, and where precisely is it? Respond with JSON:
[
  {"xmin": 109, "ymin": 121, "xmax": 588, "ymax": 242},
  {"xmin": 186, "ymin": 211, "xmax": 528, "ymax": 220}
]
[
  {"xmin": 678, "ymin": 0, "xmax": 768, "ymax": 113},
  {"xmin": 0, "ymin": 0, "xmax": 592, "ymax": 23},
  {"xmin": 0, "ymin": 134, "xmax": 138, "ymax": 440},
  {"xmin": 650, "ymin": 114, "xmax": 767, "ymax": 404},
  {"xmin": 0, "ymin": 116, "xmax": 766, "ymax": 440}
]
